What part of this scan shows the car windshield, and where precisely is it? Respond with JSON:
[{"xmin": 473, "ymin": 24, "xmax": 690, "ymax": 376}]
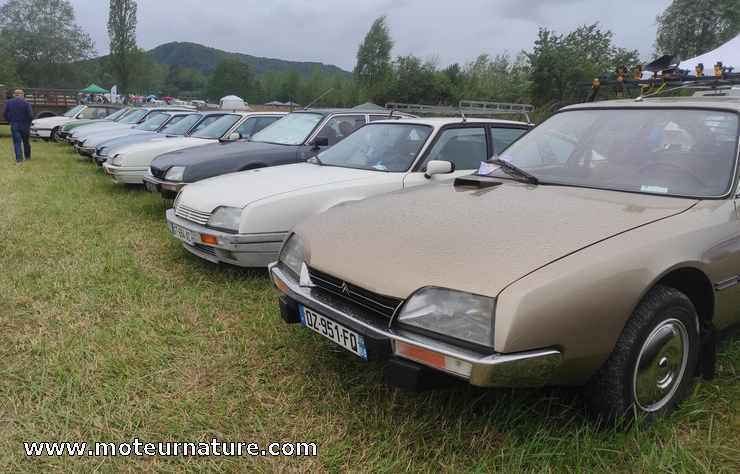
[
  {"xmin": 160, "ymin": 114, "xmax": 201, "ymax": 135},
  {"xmin": 135, "ymin": 112, "xmax": 170, "ymax": 131},
  {"xmin": 120, "ymin": 109, "xmax": 148, "ymax": 124},
  {"xmin": 190, "ymin": 114, "xmax": 241, "ymax": 139},
  {"xmin": 105, "ymin": 108, "xmax": 128, "ymax": 121},
  {"xmin": 251, "ymin": 112, "xmax": 323, "ymax": 145},
  {"xmin": 489, "ymin": 108, "xmax": 739, "ymax": 198},
  {"xmin": 64, "ymin": 105, "xmax": 85, "ymax": 117},
  {"xmin": 316, "ymin": 123, "xmax": 433, "ymax": 172}
]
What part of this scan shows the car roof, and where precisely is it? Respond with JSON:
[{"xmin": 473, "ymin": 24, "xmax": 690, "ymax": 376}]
[
  {"xmin": 369, "ymin": 117, "xmax": 530, "ymax": 127},
  {"xmin": 291, "ymin": 108, "xmax": 412, "ymax": 116},
  {"xmin": 563, "ymin": 96, "xmax": 740, "ymax": 113}
]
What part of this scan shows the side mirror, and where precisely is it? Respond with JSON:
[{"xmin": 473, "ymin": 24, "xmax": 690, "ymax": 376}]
[
  {"xmin": 222, "ymin": 132, "xmax": 241, "ymax": 142},
  {"xmin": 311, "ymin": 136, "xmax": 329, "ymax": 149},
  {"xmin": 424, "ymin": 160, "xmax": 455, "ymax": 179}
]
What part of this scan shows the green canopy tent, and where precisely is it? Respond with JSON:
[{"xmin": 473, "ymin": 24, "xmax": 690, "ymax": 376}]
[{"xmin": 79, "ymin": 84, "xmax": 109, "ymax": 94}]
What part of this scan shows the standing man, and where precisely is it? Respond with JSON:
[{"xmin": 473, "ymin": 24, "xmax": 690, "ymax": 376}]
[{"xmin": 2, "ymin": 89, "xmax": 33, "ymax": 163}]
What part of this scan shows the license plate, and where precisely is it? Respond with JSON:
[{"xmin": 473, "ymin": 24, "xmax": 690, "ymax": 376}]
[
  {"xmin": 300, "ymin": 305, "xmax": 367, "ymax": 360},
  {"xmin": 169, "ymin": 222, "xmax": 196, "ymax": 244}
]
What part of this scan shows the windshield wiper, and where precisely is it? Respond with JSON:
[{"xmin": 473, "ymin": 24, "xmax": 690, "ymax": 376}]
[
  {"xmin": 307, "ymin": 155, "xmax": 323, "ymax": 166},
  {"xmin": 486, "ymin": 158, "xmax": 539, "ymax": 185}
]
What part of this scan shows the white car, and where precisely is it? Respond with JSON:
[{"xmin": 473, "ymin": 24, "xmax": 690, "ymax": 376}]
[
  {"xmin": 102, "ymin": 112, "xmax": 285, "ymax": 184},
  {"xmin": 166, "ymin": 117, "xmax": 532, "ymax": 267},
  {"xmin": 30, "ymin": 104, "xmax": 121, "ymax": 140}
]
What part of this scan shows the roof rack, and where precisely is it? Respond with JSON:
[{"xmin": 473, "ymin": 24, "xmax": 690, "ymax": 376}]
[
  {"xmin": 586, "ymin": 60, "xmax": 740, "ymax": 102},
  {"xmin": 385, "ymin": 100, "xmax": 534, "ymax": 123}
]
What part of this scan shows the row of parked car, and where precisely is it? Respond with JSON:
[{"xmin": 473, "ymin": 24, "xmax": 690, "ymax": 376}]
[{"xmin": 39, "ymin": 94, "xmax": 740, "ymax": 423}]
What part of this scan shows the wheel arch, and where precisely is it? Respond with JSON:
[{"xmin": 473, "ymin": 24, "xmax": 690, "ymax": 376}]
[{"xmin": 649, "ymin": 266, "xmax": 715, "ymax": 325}]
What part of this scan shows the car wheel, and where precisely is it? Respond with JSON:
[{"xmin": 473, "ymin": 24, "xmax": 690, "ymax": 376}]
[
  {"xmin": 51, "ymin": 127, "xmax": 61, "ymax": 142},
  {"xmin": 585, "ymin": 285, "xmax": 700, "ymax": 423}
]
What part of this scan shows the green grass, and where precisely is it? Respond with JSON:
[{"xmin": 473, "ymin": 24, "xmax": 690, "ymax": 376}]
[{"xmin": 0, "ymin": 126, "xmax": 738, "ymax": 473}]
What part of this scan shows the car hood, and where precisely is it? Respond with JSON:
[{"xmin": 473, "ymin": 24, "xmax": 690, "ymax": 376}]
[
  {"xmin": 298, "ymin": 181, "xmax": 698, "ymax": 299},
  {"xmin": 179, "ymin": 163, "xmax": 382, "ymax": 211},
  {"xmin": 74, "ymin": 123, "xmax": 130, "ymax": 138},
  {"xmin": 152, "ymin": 140, "xmax": 298, "ymax": 181},
  {"xmin": 85, "ymin": 129, "xmax": 151, "ymax": 147}
]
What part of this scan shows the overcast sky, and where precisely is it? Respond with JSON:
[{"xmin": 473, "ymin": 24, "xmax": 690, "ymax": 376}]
[{"xmin": 68, "ymin": 0, "xmax": 672, "ymax": 70}]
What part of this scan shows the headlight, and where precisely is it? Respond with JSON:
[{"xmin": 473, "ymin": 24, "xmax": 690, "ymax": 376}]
[
  {"xmin": 396, "ymin": 287, "xmax": 496, "ymax": 348},
  {"xmin": 278, "ymin": 233, "xmax": 305, "ymax": 277},
  {"xmin": 165, "ymin": 166, "xmax": 186, "ymax": 182},
  {"xmin": 207, "ymin": 206, "xmax": 241, "ymax": 233},
  {"xmin": 111, "ymin": 154, "xmax": 123, "ymax": 166}
]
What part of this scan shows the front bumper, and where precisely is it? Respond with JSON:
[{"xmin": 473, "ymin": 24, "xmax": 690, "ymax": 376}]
[
  {"xmin": 269, "ymin": 263, "xmax": 562, "ymax": 388},
  {"xmin": 166, "ymin": 209, "xmax": 287, "ymax": 267},
  {"xmin": 102, "ymin": 163, "xmax": 149, "ymax": 184},
  {"xmin": 143, "ymin": 173, "xmax": 186, "ymax": 198},
  {"xmin": 76, "ymin": 144, "xmax": 96, "ymax": 157}
]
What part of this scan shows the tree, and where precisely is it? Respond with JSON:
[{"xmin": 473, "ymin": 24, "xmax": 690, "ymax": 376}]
[
  {"xmin": 107, "ymin": 0, "xmax": 138, "ymax": 93},
  {"xmin": 0, "ymin": 0, "xmax": 94, "ymax": 87},
  {"xmin": 354, "ymin": 16, "xmax": 393, "ymax": 103},
  {"xmin": 656, "ymin": 0, "xmax": 740, "ymax": 59},
  {"xmin": 207, "ymin": 59, "xmax": 254, "ymax": 101},
  {"xmin": 527, "ymin": 24, "xmax": 639, "ymax": 107}
]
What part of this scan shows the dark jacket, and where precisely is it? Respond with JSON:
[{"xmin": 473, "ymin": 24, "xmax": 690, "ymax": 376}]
[{"xmin": 3, "ymin": 97, "xmax": 34, "ymax": 132}]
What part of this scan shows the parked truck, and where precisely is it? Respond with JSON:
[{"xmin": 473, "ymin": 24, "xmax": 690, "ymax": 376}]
[{"xmin": 0, "ymin": 85, "xmax": 79, "ymax": 124}]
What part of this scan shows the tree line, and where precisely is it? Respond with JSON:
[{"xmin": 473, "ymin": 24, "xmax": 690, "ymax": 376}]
[{"xmin": 0, "ymin": 0, "xmax": 737, "ymax": 108}]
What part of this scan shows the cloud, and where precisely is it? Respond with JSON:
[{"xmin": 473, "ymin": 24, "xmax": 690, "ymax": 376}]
[{"xmin": 67, "ymin": 0, "xmax": 672, "ymax": 70}]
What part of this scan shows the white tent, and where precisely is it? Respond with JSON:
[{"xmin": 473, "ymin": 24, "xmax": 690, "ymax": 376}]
[{"xmin": 679, "ymin": 34, "xmax": 740, "ymax": 76}]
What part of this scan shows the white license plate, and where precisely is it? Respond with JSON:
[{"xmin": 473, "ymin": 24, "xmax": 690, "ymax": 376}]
[
  {"xmin": 300, "ymin": 305, "xmax": 367, "ymax": 360},
  {"xmin": 169, "ymin": 222, "xmax": 196, "ymax": 244}
]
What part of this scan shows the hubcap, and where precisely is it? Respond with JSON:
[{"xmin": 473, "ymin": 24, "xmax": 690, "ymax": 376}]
[{"xmin": 632, "ymin": 318, "xmax": 689, "ymax": 412}]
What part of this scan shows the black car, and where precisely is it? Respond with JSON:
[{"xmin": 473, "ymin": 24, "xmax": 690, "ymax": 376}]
[{"xmin": 144, "ymin": 109, "xmax": 409, "ymax": 199}]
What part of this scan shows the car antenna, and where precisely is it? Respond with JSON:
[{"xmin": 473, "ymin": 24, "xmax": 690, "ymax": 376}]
[{"xmin": 303, "ymin": 88, "xmax": 334, "ymax": 111}]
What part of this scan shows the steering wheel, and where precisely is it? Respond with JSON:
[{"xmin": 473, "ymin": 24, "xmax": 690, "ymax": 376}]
[{"xmin": 638, "ymin": 162, "xmax": 707, "ymax": 188}]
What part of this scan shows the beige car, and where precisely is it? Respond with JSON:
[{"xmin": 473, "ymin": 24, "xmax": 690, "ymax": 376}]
[{"xmin": 270, "ymin": 97, "xmax": 740, "ymax": 421}]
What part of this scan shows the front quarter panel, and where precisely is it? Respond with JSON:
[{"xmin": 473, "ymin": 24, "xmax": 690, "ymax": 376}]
[
  {"xmin": 495, "ymin": 199, "xmax": 737, "ymax": 384},
  {"xmin": 239, "ymin": 174, "xmax": 405, "ymax": 234}
]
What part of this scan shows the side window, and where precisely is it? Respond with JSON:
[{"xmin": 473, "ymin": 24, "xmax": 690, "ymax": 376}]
[
  {"xmin": 191, "ymin": 115, "xmax": 223, "ymax": 134},
  {"xmin": 77, "ymin": 108, "xmax": 98, "ymax": 119},
  {"xmin": 491, "ymin": 127, "xmax": 528, "ymax": 154},
  {"xmin": 370, "ymin": 114, "xmax": 401, "ymax": 122},
  {"xmin": 425, "ymin": 127, "xmax": 488, "ymax": 170},
  {"xmin": 315, "ymin": 115, "xmax": 366, "ymax": 146},
  {"xmin": 233, "ymin": 117, "xmax": 277, "ymax": 139}
]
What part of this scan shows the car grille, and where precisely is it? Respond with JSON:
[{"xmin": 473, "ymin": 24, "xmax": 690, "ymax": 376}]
[
  {"xmin": 192, "ymin": 243, "xmax": 216, "ymax": 256},
  {"xmin": 175, "ymin": 204, "xmax": 211, "ymax": 225},
  {"xmin": 308, "ymin": 267, "xmax": 404, "ymax": 319}
]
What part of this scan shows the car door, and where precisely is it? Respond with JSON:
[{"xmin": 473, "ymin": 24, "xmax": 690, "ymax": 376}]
[{"xmin": 403, "ymin": 125, "xmax": 490, "ymax": 188}]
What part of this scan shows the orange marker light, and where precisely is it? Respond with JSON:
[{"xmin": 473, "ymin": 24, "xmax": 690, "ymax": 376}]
[
  {"xmin": 272, "ymin": 273, "xmax": 290, "ymax": 295},
  {"xmin": 200, "ymin": 234, "xmax": 218, "ymax": 245},
  {"xmin": 395, "ymin": 341, "xmax": 445, "ymax": 369}
]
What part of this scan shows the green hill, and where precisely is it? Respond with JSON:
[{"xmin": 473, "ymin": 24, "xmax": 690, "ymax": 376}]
[{"xmin": 147, "ymin": 42, "xmax": 351, "ymax": 78}]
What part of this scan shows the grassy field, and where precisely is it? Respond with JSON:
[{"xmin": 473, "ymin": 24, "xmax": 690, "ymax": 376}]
[{"xmin": 0, "ymin": 126, "xmax": 737, "ymax": 473}]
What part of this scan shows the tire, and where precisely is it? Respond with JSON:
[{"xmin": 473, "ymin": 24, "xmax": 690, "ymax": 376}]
[
  {"xmin": 585, "ymin": 285, "xmax": 700, "ymax": 423},
  {"xmin": 51, "ymin": 127, "xmax": 61, "ymax": 142}
]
